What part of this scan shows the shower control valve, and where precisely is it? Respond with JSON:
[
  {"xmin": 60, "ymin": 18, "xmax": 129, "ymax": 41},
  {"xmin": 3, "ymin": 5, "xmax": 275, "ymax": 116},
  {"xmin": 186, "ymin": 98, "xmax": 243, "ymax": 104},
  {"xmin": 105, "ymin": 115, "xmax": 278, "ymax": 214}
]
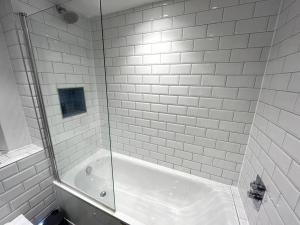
[{"xmin": 247, "ymin": 175, "xmax": 266, "ymax": 201}]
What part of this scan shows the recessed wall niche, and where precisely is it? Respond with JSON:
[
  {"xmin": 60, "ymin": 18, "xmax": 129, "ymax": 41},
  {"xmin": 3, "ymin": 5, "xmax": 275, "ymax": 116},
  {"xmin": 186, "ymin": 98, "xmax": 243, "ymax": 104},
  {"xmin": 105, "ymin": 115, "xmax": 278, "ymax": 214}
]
[{"xmin": 58, "ymin": 87, "xmax": 87, "ymax": 118}]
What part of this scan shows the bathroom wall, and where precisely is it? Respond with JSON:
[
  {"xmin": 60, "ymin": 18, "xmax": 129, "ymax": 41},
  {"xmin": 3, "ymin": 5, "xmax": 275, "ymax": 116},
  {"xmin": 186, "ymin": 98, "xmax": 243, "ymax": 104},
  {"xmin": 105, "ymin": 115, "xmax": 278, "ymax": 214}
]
[
  {"xmin": 0, "ymin": 18, "xmax": 31, "ymax": 152},
  {"xmin": 24, "ymin": 8, "xmax": 107, "ymax": 175},
  {"xmin": 91, "ymin": 16, "xmax": 112, "ymax": 152},
  {"xmin": 0, "ymin": 0, "xmax": 43, "ymax": 146},
  {"xmin": 101, "ymin": 0, "xmax": 280, "ymax": 185},
  {"xmin": 238, "ymin": 0, "xmax": 300, "ymax": 224},
  {"xmin": 0, "ymin": 0, "xmax": 58, "ymax": 223},
  {"xmin": 0, "ymin": 149, "xmax": 56, "ymax": 224},
  {"xmin": 0, "ymin": 0, "xmax": 112, "ymax": 176}
]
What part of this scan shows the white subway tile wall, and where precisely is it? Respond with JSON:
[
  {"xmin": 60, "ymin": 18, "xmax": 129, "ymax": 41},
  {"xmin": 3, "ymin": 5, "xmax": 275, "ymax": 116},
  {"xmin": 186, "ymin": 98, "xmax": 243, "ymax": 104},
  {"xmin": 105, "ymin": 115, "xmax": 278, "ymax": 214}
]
[
  {"xmin": 1, "ymin": 0, "xmax": 111, "ymax": 175},
  {"xmin": 0, "ymin": 150, "xmax": 56, "ymax": 224},
  {"xmin": 101, "ymin": 0, "xmax": 280, "ymax": 185},
  {"xmin": 0, "ymin": 0, "xmax": 58, "ymax": 223},
  {"xmin": 238, "ymin": 0, "xmax": 300, "ymax": 224},
  {"xmin": 25, "ymin": 8, "xmax": 110, "ymax": 175},
  {"xmin": 0, "ymin": 0, "xmax": 109, "ymax": 222},
  {"xmin": 0, "ymin": 0, "xmax": 43, "ymax": 147}
]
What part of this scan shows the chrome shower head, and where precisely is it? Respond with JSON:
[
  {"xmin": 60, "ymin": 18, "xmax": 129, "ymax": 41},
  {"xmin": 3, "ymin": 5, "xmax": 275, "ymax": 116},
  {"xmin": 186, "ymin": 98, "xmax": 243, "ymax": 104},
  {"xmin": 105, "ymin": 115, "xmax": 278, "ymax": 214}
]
[{"xmin": 56, "ymin": 5, "xmax": 79, "ymax": 24}]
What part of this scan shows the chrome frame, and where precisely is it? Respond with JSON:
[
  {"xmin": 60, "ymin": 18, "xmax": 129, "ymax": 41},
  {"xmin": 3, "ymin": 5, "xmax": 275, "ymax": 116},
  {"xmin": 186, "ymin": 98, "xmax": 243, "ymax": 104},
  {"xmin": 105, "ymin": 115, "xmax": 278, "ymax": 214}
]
[
  {"xmin": 18, "ymin": 12, "xmax": 60, "ymax": 181},
  {"xmin": 99, "ymin": 0, "xmax": 117, "ymax": 210}
]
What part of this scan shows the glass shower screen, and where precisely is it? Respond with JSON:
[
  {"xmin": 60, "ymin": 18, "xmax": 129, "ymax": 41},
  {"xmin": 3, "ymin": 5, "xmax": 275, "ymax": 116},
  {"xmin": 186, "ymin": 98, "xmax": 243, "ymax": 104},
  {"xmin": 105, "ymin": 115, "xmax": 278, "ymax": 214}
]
[{"xmin": 21, "ymin": 1, "xmax": 115, "ymax": 209}]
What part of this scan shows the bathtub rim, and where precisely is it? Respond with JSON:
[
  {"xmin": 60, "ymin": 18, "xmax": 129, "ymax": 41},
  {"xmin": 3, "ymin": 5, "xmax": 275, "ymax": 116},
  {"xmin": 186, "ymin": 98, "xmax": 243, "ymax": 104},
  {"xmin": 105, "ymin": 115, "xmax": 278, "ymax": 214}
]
[{"xmin": 64, "ymin": 150, "xmax": 231, "ymax": 189}]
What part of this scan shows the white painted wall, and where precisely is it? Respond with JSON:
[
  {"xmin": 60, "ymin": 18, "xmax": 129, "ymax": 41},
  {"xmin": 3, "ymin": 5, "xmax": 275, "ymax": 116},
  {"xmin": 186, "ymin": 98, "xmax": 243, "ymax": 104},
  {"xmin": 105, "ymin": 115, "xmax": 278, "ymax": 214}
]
[{"xmin": 0, "ymin": 22, "xmax": 31, "ymax": 151}]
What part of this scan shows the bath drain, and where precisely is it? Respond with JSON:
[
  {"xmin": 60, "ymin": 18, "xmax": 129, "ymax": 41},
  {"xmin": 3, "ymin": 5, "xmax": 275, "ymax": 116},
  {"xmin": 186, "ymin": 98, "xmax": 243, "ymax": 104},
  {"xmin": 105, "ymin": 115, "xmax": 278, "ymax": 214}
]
[{"xmin": 100, "ymin": 191, "xmax": 106, "ymax": 197}]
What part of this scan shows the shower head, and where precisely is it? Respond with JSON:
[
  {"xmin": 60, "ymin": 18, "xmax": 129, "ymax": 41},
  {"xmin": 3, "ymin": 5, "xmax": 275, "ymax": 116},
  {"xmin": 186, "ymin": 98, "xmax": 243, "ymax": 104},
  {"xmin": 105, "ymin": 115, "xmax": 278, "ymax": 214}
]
[
  {"xmin": 63, "ymin": 11, "xmax": 79, "ymax": 24},
  {"xmin": 56, "ymin": 5, "xmax": 79, "ymax": 24}
]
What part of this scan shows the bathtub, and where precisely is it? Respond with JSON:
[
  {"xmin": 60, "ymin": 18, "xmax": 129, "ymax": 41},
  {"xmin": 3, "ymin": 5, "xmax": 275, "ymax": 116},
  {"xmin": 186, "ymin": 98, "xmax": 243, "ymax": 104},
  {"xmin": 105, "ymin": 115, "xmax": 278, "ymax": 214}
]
[{"xmin": 57, "ymin": 151, "xmax": 243, "ymax": 225}]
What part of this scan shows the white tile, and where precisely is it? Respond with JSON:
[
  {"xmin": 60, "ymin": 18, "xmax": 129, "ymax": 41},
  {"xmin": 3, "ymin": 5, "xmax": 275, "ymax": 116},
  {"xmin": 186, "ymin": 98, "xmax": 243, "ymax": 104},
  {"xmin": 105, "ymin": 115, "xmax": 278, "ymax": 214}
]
[
  {"xmin": 230, "ymin": 48, "xmax": 261, "ymax": 62},
  {"xmin": 189, "ymin": 87, "xmax": 212, "ymax": 97},
  {"xmin": 185, "ymin": 0, "xmax": 210, "ymax": 13},
  {"xmin": 235, "ymin": 17, "xmax": 268, "ymax": 34},
  {"xmin": 254, "ymin": 0, "xmax": 280, "ymax": 17},
  {"xmin": 143, "ymin": 7, "xmax": 162, "ymax": 21},
  {"xmin": 273, "ymin": 167, "xmax": 300, "ymax": 209},
  {"xmin": 183, "ymin": 26, "xmax": 206, "ymax": 39},
  {"xmin": 288, "ymin": 73, "xmax": 300, "ymax": 92},
  {"xmin": 192, "ymin": 64, "xmax": 215, "ymax": 74},
  {"xmin": 207, "ymin": 22, "xmax": 235, "ymax": 37},
  {"xmin": 0, "ymin": 163, "xmax": 18, "ymax": 180},
  {"xmin": 249, "ymin": 32, "xmax": 274, "ymax": 47},
  {"xmin": 134, "ymin": 22, "xmax": 152, "ymax": 34},
  {"xmin": 178, "ymin": 96, "xmax": 198, "ymax": 106},
  {"xmin": 126, "ymin": 12, "xmax": 142, "ymax": 25},
  {"xmin": 216, "ymin": 63, "xmax": 243, "ymax": 75},
  {"xmin": 143, "ymin": 32, "xmax": 161, "ymax": 43},
  {"xmin": 288, "ymin": 161, "xmax": 300, "ymax": 190},
  {"xmin": 196, "ymin": 8, "xmax": 223, "ymax": 25},
  {"xmin": 283, "ymin": 134, "xmax": 300, "ymax": 164},
  {"xmin": 170, "ymin": 64, "xmax": 191, "ymax": 74},
  {"xmin": 152, "ymin": 18, "xmax": 172, "ymax": 31},
  {"xmin": 204, "ymin": 50, "xmax": 230, "ymax": 62},
  {"xmin": 269, "ymin": 143, "xmax": 292, "ymax": 174},
  {"xmin": 279, "ymin": 111, "xmax": 300, "ymax": 139},
  {"xmin": 152, "ymin": 42, "xmax": 171, "ymax": 53},
  {"xmin": 181, "ymin": 52, "xmax": 203, "ymax": 63},
  {"xmin": 296, "ymin": 200, "xmax": 300, "ymax": 221},
  {"xmin": 276, "ymin": 196, "xmax": 300, "ymax": 225},
  {"xmin": 210, "ymin": 0, "xmax": 239, "ymax": 8},
  {"xmin": 143, "ymin": 54, "xmax": 161, "ymax": 64},
  {"xmin": 161, "ymin": 53, "xmax": 180, "ymax": 64},
  {"xmin": 219, "ymin": 34, "xmax": 249, "ymax": 49},
  {"xmin": 127, "ymin": 56, "xmax": 143, "ymax": 65},
  {"xmin": 134, "ymin": 44, "xmax": 151, "ymax": 55},
  {"xmin": 173, "ymin": 14, "xmax": 196, "ymax": 28},
  {"xmin": 223, "ymin": 3, "xmax": 255, "ymax": 21},
  {"xmin": 163, "ymin": 2, "xmax": 184, "ymax": 17},
  {"xmin": 283, "ymin": 52, "xmax": 300, "ymax": 73},
  {"xmin": 194, "ymin": 37, "xmax": 219, "ymax": 50},
  {"xmin": 162, "ymin": 29, "xmax": 182, "ymax": 41},
  {"xmin": 172, "ymin": 40, "xmax": 193, "ymax": 52}
]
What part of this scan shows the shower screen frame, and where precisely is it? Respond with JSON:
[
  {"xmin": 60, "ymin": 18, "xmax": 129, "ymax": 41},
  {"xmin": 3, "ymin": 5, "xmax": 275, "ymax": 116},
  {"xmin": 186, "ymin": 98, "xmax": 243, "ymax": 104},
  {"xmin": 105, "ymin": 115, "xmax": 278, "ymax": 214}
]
[
  {"xmin": 19, "ymin": 12, "xmax": 61, "ymax": 182},
  {"xmin": 17, "ymin": 1, "xmax": 116, "ymax": 211}
]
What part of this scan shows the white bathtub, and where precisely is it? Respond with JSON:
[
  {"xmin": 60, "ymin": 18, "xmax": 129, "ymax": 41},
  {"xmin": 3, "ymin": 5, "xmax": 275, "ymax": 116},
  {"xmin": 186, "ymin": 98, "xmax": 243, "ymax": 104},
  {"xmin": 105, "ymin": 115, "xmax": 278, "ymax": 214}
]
[{"xmin": 59, "ymin": 151, "xmax": 243, "ymax": 225}]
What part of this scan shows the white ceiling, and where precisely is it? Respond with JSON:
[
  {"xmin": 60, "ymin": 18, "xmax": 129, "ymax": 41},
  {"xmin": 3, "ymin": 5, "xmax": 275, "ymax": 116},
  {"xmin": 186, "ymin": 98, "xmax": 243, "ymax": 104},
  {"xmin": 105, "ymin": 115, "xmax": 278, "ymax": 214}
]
[
  {"xmin": 66, "ymin": 0, "xmax": 163, "ymax": 17},
  {"xmin": 102, "ymin": 0, "xmax": 163, "ymax": 15}
]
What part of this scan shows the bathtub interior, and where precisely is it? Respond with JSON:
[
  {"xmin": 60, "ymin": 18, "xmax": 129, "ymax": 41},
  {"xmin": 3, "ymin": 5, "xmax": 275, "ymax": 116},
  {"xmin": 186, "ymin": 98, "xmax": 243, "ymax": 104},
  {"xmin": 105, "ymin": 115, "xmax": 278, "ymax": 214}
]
[
  {"xmin": 62, "ymin": 150, "xmax": 244, "ymax": 225},
  {"xmin": 62, "ymin": 150, "xmax": 115, "ymax": 209}
]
